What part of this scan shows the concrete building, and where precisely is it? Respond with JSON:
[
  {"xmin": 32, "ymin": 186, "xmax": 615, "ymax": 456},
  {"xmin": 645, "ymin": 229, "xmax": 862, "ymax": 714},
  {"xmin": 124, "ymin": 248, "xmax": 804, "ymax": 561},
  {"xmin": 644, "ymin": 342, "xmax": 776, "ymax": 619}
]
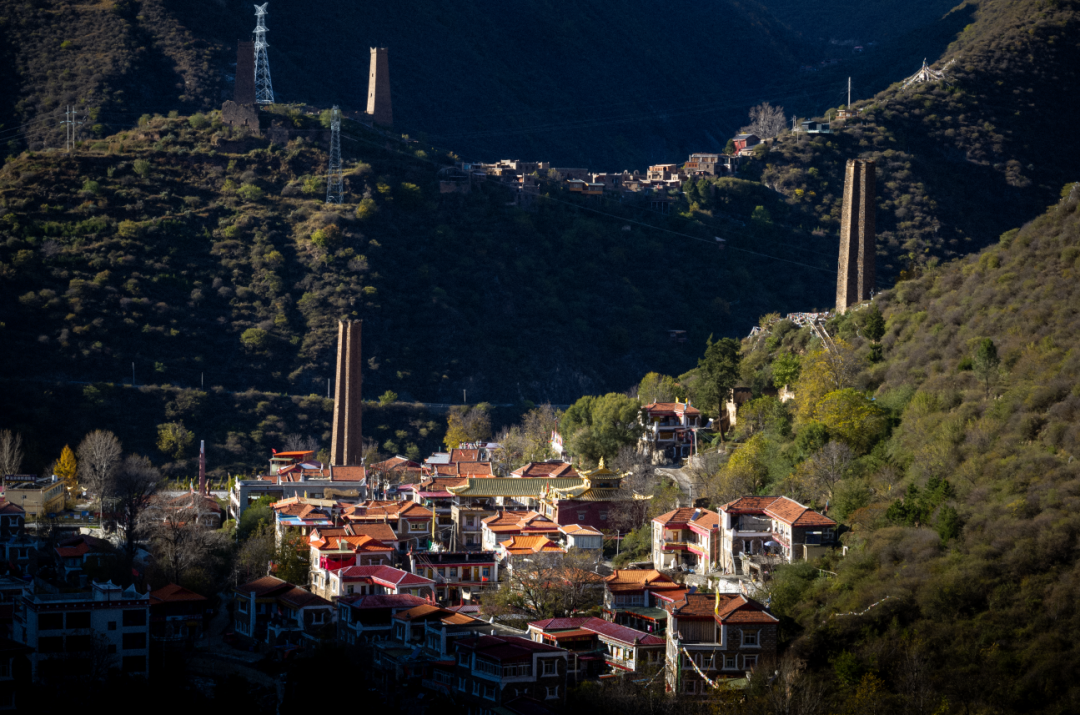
[
  {"xmin": 2, "ymin": 476, "xmax": 64, "ymax": 520},
  {"xmin": 651, "ymin": 507, "xmax": 721, "ymax": 574},
  {"xmin": 13, "ymin": 580, "xmax": 150, "ymax": 680},
  {"xmin": 367, "ymin": 47, "xmax": 393, "ymax": 126},
  {"xmin": 719, "ymin": 496, "xmax": 837, "ymax": 577},
  {"xmin": 639, "ymin": 400, "xmax": 704, "ymax": 461}
]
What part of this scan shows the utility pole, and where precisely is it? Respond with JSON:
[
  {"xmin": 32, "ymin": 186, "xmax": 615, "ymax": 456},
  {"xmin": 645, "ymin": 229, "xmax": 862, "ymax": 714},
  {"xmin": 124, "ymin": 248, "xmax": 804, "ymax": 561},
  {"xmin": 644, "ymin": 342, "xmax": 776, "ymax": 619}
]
[
  {"xmin": 131, "ymin": 362, "xmax": 135, "ymax": 387},
  {"xmin": 253, "ymin": 4, "xmax": 275, "ymax": 104},
  {"xmin": 60, "ymin": 106, "xmax": 85, "ymax": 153},
  {"xmin": 848, "ymin": 76, "xmax": 851, "ymax": 109},
  {"xmin": 326, "ymin": 106, "xmax": 343, "ymax": 204}
]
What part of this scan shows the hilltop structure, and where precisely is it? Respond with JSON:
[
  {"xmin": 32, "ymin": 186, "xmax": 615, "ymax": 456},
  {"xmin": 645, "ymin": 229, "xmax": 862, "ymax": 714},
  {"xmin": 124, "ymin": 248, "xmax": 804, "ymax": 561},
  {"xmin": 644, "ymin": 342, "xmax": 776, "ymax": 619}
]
[
  {"xmin": 330, "ymin": 320, "xmax": 363, "ymax": 467},
  {"xmin": 366, "ymin": 47, "xmax": 392, "ymax": 126},
  {"xmin": 234, "ymin": 40, "xmax": 255, "ymax": 105},
  {"xmin": 836, "ymin": 158, "xmax": 876, "ymax": 313}
]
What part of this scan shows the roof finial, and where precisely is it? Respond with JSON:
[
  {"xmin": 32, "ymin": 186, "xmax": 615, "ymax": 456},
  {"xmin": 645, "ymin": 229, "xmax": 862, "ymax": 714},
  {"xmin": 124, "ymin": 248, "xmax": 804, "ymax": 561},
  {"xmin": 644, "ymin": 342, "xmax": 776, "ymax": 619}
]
[{"xmin": 598, "ymin": 456, "xmax": 605, "ymax": 470}]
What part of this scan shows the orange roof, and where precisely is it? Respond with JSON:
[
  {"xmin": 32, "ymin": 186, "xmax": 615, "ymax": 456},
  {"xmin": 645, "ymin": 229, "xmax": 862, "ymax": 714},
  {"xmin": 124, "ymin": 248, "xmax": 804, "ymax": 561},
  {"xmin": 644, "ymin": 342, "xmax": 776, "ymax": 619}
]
[
  {"xmin": 482, "ymin": 510, "xmax": 560, "ymax": 533},
  {"xmin": 560, "ymin": 524, "xmax": 603, "ymax": 536},
  {"xmin": 722, "ymin": 496, "xmax": 781, "ymax": 512},
  {"xmin": 316, "ymin": 534, "xmax": 394, "ymax": 553},
  {"xmin": 665, "ymin": 592, "xmax": 718, "ymax": 618},
  {"xmin": 345, "ymin": 523, "xmax": 398, "ymax": 543},
  {"xmin": 604, "ymin": 569, "xmax": 682, "ymax": 593},
  {"xmin": 150, "ymin": 583, "xmax": 208, "ymax": 604},
  {"xmin": 653, "ymin": 507, "xmax": 720, "ymax": 530},
  {"xmin": 370, "ymin": 456, "xmax": 421, "ymax": 471},
  {"xmin": 329, "ymin": 466, "xmax": 366, "ymax": 481},
  {"xmin": 420, "ymin": 476, "xmax": 468, "ymax": 491},
  {"xmin": 345, "ymin": 501, "xmax": 433, "ymax": 521},
  {"xmin": 499, "ymin": 535, "xmax": 565, "ymax": 555},
  {"xmin": 449, "ymin": 449, "xmax": 480, "ymax": 463},
  {"xmin": 273, "ymin": 450, "xmax": 315, "ymax": 459},
  {"xmin": 394, "ymin": 604, "xmax": 443, "ymax": 621}
]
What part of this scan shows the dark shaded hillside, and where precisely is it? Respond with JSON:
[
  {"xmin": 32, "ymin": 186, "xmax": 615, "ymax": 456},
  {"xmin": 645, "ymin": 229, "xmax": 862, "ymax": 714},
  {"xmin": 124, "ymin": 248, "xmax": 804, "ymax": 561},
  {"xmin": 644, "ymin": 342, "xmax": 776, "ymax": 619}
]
[
  {"xmin": 720, "ymin": 0, "xmax": 1080, "ymax": 283},
  {"xmin": 0, "ymin": 110, "xmax": 834, "ymax": 413}
]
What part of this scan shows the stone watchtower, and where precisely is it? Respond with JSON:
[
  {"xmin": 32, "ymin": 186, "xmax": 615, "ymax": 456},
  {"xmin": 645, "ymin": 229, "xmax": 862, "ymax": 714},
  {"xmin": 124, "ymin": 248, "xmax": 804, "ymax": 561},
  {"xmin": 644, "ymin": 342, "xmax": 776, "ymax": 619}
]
[
  {"xmin": 235, "ymin": 41, "xmax": 256, "ymax": 105},
  {"xmin": 836, "ymin": 159, "xmax": 876, "ymax": 313},
  {"xmin": 366, "ymin": 47, "xmax": 393, "ymax": 126},
  {"xmin": 330, "ymin": 320, "xmax": 363, "ymax": 466}
]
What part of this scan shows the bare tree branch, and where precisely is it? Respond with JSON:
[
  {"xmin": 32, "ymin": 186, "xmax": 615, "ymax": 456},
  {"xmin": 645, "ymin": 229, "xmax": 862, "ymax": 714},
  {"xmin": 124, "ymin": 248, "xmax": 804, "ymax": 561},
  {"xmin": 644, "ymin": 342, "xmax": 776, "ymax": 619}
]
[
  {"xmin": 747, "ymin": 102, "xmax": 787, "ymax": 139},
  {"xmin": 0, "ymin": 430, "xmax": 24, "ymax": 476}
]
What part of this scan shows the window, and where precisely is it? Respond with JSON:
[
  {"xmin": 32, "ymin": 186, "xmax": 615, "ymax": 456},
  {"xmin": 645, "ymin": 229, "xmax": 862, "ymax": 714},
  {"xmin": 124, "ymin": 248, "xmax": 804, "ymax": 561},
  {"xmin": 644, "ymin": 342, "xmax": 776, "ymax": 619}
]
[
  {"xmin": 122, "ymin": 609, "xmax": 146, "ymax": 627},
  {"xmin": 123, "ymin": 632, "xmax": 146, "ymax": 650},
  {"xmin": 542, "ymin": 659, "xmax": 557, "ymax": 676},
  {"xmin": 742, "ymin": 630, "xmax": 759, "ymax": 647},
  {"xmin": 456, "ymin": 676, "xmax": 466, "ymax": 691},
  {"xmin": 67, "ymin": 635, "xmax": 93, "ymax": 652},
  {"xmin": 0, "ymin": 659, "xmax": 9, "ymax": 679},
  {"xmin": 599, "ymin": 510, "xmax": 608, "ymax": 521},
  {"xmin": 743, "ymin": 654, "xmax": 759, "ymax": 670},
  {"xmin": 472, "ymin": 681, "xmax": 481, "ymax": 696},
  {"xmin": 37, "ymin": 636, "xmax": 63, "ymax": 653},
  {"xmin": 122, "ymin": 655, "xmax": 146, "ymax": 673},
  {"xmin": 66, "ymin": 612, "xmax": 91, "ymax": 629},
  {"xmin": 483, "ymin": 684, "xmax": 496, "ymax": 701},
  {"xmin": 238, "ymin": 599, "xmax": 249, "ymax": 613},
  {"xmin": 724, "ymin": 655, "xmax": 737, "ymax": 670},
  {"xmin": 459, "ymin": 651, "xmax": 470, "ymax": 666},
  {"xmin": 681, "ymin": 680, "xmax": 696, "ymax": 694},
  {"xmin": 38, "ymin": 614, "xmax": 63, "ymax": 631},
  {"xmin": 482, "ymin": 567, "xmax": 490, "ymax": 579},
  {"xmin": 577, "ymin": 511, "xmax": 586, "ymax": 521},
  {"xmin": 545, "ymin": 686, "xmax": 559, "ymax": 700}
]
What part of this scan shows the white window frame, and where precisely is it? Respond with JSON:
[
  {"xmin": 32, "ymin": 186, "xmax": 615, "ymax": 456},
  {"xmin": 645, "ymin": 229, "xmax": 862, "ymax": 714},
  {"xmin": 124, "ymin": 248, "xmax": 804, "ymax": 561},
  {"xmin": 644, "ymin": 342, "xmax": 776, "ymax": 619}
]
[
  {"xmin": 545, "ymin": 685, "xmax": 559, "ymax": 700},
  {"xmin": 542, "ymin": 659, "xmax": 557, "ymax": 676},
  {"xmin": 742, "ymin": 629, "xmax": 759, "ymax": 648},
  {"xmin": 743, "ymin": 654, "xmax": 759, "ymax": 670}
]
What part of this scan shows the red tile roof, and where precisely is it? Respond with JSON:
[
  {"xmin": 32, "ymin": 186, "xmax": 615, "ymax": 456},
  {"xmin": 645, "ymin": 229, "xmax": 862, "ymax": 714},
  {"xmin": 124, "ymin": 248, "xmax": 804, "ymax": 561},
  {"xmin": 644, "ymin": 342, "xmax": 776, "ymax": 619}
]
[
  {"xmin": 236, "ymin": 575, "xmax": 297, "ymax": 599},
  {"xmin": 344, "ymin": 501, "xmax": 433, "ymax": 522},
  {"xmin": 458, "ymin": 462, "xmax": 494, "ymax": 477},
  {"xmin": 344, "ymin": 523, "xmax": 398, "ymax": 543},
  {"xmin": 149, "ymin": 583, "xmax": 208, "ymax": 604},
  {"xmin": 335, "ymin": 565, "xmax": 434, "ymax": 588},
  {"xmin": 764, "ymin": 497, "xmax": 837, "ymax": 527},
  {"xmin": 369, "ymin": 456, "xmax": 421, "ymax": 472},
  {"xmin": 339, "ymin": 593, "xmax": 429, "ymax": 610},
  {"xmin": 529, "ymin": 616, "xmax": 664, "ymax": 646},
  {"xmin": 511, "ymin": 462, "xmax": 579, "ymax": 478},
  {"xmin": 456, "ymin": 635, "xmax": 564, "ymax": 661},
  {"xmin": 653, "ymin": 507, "xmax": 720, "ymax": 530},
  {"xmin": 665, "ymin": 592, "xmax": 719, "ymax": 618},
  {"xmin": 0, "ymin": 501, "xmax": 24, "ymax": 515},
  {"xmin": 641, "ymin": 401, "xmax": 701, "ymax": 416},
  {"xmin": 449, "ymin": 449, "xmax": 481, "ymax": 463},
  {"xmin": 499, "ymin": 535, "xmax": 565, "ymax": 555},
  {"xmin": 278, "ymin": 586, "xmax": 333, "ymax": 610},
  {"xmin": 482, "ymin": 510, "xmax": 560, "ymax": 533},
  {"xmin": 329, "ymin": 466, "xmax": 366, "ymax": 481},
  {"xmin": 722, "ymin": 496, "xmax": 781, "ymax": 513},
  {"xmin": 715, "ymin": 594, "xmax": 779, "ymax": 625}
]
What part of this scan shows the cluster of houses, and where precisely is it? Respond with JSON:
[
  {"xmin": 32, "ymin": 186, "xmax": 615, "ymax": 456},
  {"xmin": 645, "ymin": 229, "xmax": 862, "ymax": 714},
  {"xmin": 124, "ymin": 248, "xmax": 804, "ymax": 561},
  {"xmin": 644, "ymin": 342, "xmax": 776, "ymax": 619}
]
[
  {"xmin": 438, "ymin": 141, "xmax": 763, "ymax": 212},
  {"xmin": 0, "ymin": 402, "xmax": 838, "ymax": 711}
]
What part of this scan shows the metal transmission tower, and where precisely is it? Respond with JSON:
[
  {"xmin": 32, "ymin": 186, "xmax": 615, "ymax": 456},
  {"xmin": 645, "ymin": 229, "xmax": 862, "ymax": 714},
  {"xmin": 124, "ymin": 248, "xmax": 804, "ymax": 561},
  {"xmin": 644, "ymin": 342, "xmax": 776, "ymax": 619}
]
[
  {"xmin": 253, "ymin": 3, "xmax": 275, "ymax": 104},
  {"xmin": 326, "ymin": 106, "xmax": 343, "ymax": 204}
]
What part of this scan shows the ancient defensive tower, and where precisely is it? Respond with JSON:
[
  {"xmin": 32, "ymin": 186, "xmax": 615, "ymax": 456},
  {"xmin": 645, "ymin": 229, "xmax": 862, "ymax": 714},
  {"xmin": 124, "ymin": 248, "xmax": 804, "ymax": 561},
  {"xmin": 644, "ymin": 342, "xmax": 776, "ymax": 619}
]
[
  {"xmin": 836, "ymin": 159, "xmax": 876, "ymax": 313},
  {"xmin": 366, "ymin": 47, "xmax": 393, "ymax": 126},
  {"xmin": 235, "ymin": 41, "xmax": 256, "ymax": 105},
  {"xmin": 330, "ymin": 320, "xmax": 363, "ymax": 466}
]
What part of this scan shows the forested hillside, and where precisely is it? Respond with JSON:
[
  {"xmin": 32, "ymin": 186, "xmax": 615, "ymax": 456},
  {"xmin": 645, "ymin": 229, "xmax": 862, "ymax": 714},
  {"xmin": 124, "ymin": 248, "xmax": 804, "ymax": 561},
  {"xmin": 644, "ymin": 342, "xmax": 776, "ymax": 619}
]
[{"xmin": 696, "ymin": 183, "xmax": 1080, "ymax": 713}]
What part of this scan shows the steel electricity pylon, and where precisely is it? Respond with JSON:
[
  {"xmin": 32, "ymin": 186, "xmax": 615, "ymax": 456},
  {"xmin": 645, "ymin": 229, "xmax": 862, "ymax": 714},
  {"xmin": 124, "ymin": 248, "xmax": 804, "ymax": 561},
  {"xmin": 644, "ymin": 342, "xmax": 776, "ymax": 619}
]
[
  {"xmin": 326, "ymin": 106, "xmax": 343, "ymax": 204},
  {"xmin": 253, "ymin": 4, "xmax": 275, "ymax": 104}
]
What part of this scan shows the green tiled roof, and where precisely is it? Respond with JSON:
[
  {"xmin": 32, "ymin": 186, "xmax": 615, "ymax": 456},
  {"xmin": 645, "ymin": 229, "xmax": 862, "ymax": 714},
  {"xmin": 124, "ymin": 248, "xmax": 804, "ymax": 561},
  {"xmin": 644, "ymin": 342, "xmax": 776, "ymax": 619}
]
[{"xmin": 447, "ymin": 477, "xmax": 583, "ymax": 497}]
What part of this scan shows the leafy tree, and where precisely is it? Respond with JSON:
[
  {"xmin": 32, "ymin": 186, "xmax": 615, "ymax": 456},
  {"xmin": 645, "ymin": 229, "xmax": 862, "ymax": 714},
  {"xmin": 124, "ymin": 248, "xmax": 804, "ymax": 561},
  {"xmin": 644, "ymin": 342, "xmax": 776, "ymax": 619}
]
[
  {"xmin": 814, "ymin": 389, "xmax": 888, "ymax": 454},
  {"xmin": 637, "ymin": 372, "xmax": 683, "ymax": 404},
  {"xmin": 378, "ymin": 390, "xmax": 398, "ymax": 406},
  {"xmin": 274, "ymin": 532, "xmax": 310, "ymax": 586},
  {"xmin": 54, "ymin": 445, "xmax": 78, "ymax": 505},
  {"xmin": 240, "ymin": 327, "xmax": 270, "ymax": 351},
  {"xmin": 493, "ymin": 404, "xmax": 561, "ymax": 473},
  {"xmin": 696, "ymin": 335, "xmax": 741, "ymax": 443},
  {"xmin": 560, "ymin": 393, "xmax": 642, "ymax": 465},
  {"xmin": 793, "ymin": 340, "xmax": 861, "ymax": 423},
  {"xmin": 444, "ymin": 403, "xmax": 492, "ymax": 449},
  {"xmin": 864, "ymin": 305, "xmax": 886, "ymax": 342},
  {"xmin": 972, "ymin": 337, "xmax": 1001, "ymax": 398},
  {"xmin": 235, "ymin": 522, "xmax": 276, "ymax": 584},
  {"xmin": 238, "ymin": 495, "xmax": 275, "ymax": 539},
  {"xmin": 724, "ymin": 138, "xmax": 736, "ymax": 155},
  {"xmin": 772, "ymin": 351, "xmax": 801, "ymax": 389},
  {"xmin": 710, "ymin": 433, "xmax": 773, "ymax": 501},
  {"xmin": 156, "ymin": 422, "xmax": 194, "ymax": 459},
  {"xmin": 937, "ymin": 505, "xmax": 962, "ymax": 542},
  {"xmin": 132, "ymin": 159, "xmax": 150, "ymax": 177}
]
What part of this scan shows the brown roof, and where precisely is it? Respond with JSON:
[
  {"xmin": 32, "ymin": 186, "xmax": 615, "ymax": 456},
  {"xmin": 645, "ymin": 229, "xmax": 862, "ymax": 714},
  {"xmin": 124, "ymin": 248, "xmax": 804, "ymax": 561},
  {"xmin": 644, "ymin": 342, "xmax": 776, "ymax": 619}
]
[
  {"xmin": 278, "ymin": 586, "xmax": 333, "ymax": 610},
  {"xmin": 344, "ymin": 523, "xmax": 399, "ymax": 543},
  {"xmin": 482, "ymin": 510, "xmax": 560, "ymax": 533},
  {"xmin": 344, "ymin": 501, "xmax": 433, "ymax": 521},
  {"xmin": 458, "ymin": 462, "xmax": 494, "ymax": 477},
  {"xmin": 420, "ymin": 476, "xmax": 468, "ymax": 491},
  {"xmin": 236, "ymin": 575, "xmax": 295, "ymax": 599},
  {"xmin": 653, "ymin": 507, "xmax": 720, "ymax": 530},
  {"xmin": 722, "ymin": 496, "xmax": 782, "ymax": 513},
  {"xmin": 370, "ymin": 456, "xmax": 421, "ymax": 472},
  {"xmin": 499, "ymin": 535, "xmax": 565, "ymax": 555},
  {"xmin": 665, "ymin": 592, "xmax": 718, "ymax": 618},
  {"xmin": 329, "ymin": 466, "xmax": 366, "ymax": 481}
]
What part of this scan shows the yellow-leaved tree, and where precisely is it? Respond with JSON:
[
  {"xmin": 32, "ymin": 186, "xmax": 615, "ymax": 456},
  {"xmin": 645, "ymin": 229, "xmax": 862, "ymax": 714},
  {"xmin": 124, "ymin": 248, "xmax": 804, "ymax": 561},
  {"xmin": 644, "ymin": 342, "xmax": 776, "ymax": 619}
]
[
  {"xmin": 793, "ymin": 338, "xmax": 861, "ymax": 424},
  {"xmin": 708, "ymin": 433, "xmax": 773, "ymax": 502},
  {"xmin": 54, "ymin": 444, "xmax": 78, "ymax": 506},
  {"xmin": 815, "ymin": 388, "xmax": 888, "ymax": 455}
]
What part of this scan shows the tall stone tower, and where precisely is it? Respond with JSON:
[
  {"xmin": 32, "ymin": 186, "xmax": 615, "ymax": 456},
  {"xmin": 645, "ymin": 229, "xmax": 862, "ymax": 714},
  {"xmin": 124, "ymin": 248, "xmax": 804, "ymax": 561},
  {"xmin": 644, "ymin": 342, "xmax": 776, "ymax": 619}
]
[
  {"xmin": 836, "ymin": 159, "xmax": 876, "ymax": 313},
  {"xmin": 330, "ymin": 320, "xmax": 363, "ymax": 466},
  {"xmin": 235, "ymin": 41, "xmax": 256, "ymax": 105},
  {"xmin": 366, "ymin": 47, "xmax": 393, "ymax": 126}
]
